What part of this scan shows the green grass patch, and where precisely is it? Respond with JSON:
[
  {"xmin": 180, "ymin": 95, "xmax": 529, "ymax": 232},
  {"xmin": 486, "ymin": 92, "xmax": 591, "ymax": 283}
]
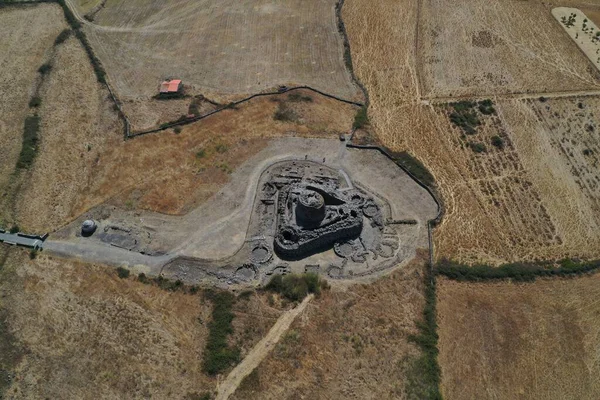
[
  {"xmin": 203, "ymin": 289, "xmax": 240, "ymax": 375},
  {"xmin": 353, "ymin": 106, "xmax": 369, "ymax": 129},
  {"xmin": 390, "ymin": 151, "xmax": 436, "ymax": 190},
  {"xmin": 436, "ymin": 258, "xmax": 600, "ymax": 282},
  {"xmin": 16, "ymin": 115, "xmax": 40, "ymax": 169},
  {"xmin": 265, "ymin": 273, "xmax": 326, "ymax": 302}
]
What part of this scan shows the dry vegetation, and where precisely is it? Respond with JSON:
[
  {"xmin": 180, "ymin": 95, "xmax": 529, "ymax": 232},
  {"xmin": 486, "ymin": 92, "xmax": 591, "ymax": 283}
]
[
  {"xmin": 419, "ymin": 0, "xmax": 600, "ymax": 98},
  {"xmin": 344, "ymin": 0, "xmax": 600, "ymax": 263},
  {"xmin": 13, "ymin": 87, "xmax": 354, "ymax": 232},
  {"xmin": 72, "ymin": 0, "xmax": 359, "ymax": 103},
  {"xmin": 230, "ymin": 252, "xmax": 431, "ymax": 400},
  {"xmin": 0, "ymin": 248, "xmax": 281, "ymax": 399},
  {"xmin": 437, "ymin": 275, "xmax": 600, "ymax": 399},
  {"xmin": 0, "ymin": 4, "xmax": 67, "ymax": 225}
]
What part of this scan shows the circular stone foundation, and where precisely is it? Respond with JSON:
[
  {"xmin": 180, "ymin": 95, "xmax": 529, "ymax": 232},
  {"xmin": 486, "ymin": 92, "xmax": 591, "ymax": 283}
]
[
  {"xmin": 334, "ymin": 241, "xmax": 355, "ymax": 258},
  {"xmin": 250, "ymin": 244, "xmax": 272, "ymax": 264}
]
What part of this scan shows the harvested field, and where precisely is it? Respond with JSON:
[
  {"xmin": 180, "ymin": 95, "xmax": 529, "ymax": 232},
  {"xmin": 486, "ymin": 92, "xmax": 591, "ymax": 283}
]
[
  {"xmin": 15, "ymin": 36, "xmax": 122, "ymax": 233},
  {"xmin": 71, "ymin": 0, "xmax": 359, "ymax": 104},
  {"xmin": 230, "ymin": 252, "xmax": 432, "ymax": 400},
  {"xmin": 0, "ymin": 4, "xmax": 67, "ymax": 223},
  {"xmin": 0, "ymin": 248, "xmax": 281, "ymax": 399},
  {"xmin": 344, "ymin": 0, "xmax": 600, "ymax": 262},
  {"xmin": 437, "ymin": 275, "xmax": 600, "ymax": 399},
  {"xmin": 420, "ymin": 0, "xmax": 600, "ymax": 98}
]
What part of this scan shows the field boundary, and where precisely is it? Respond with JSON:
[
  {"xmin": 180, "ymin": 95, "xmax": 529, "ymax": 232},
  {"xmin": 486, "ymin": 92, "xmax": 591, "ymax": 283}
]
[
  {"xmin": 0, "ymin": 0, "xmax": 131, "ymax": 138},
  {"xmin": 128, "ymin": 86, "xmax": 364, "ymax": 139}
]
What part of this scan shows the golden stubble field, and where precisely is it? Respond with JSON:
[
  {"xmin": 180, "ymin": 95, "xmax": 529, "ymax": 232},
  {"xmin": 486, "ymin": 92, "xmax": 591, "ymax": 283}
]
[
  {"xmin": 0, "ymin": 248, "xmax": 282, "ymax": 399},
  {"xmin": 231, "ymin": 252, "xmax": 430, "ymax": 400},
  {"xmin": 0, "ymin": 4, "xmax": 67, "ymax": 223},
  {"xmin": 437, "ymin": 275, "xmax": 600, "ymax": 399},
  {"xmin": 344, "ymin": 0, "xmax": 600, "ymax": 263},
  {"xmin": 419, "ymin": 0, "xmax": 600, "ymax": 98},
  {"xmin": 71, "ymin": 0, "xmax": 359, "ymax": 102}
]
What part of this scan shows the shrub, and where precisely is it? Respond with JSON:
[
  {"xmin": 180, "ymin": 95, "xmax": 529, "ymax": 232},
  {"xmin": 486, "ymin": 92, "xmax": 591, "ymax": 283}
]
[
  {"xmin": 37, "ymin": 63, "xmax": 52, "ymax": 75},
  {"xmin": 491, "ymin": 135, "xmax": 504, "ymax": 149},
  {"xmin": 288, "ymin": 92, "xmax": 313, "ymax": 102},
  {"xmin": 353, "ymin": 106, "xmax": 369, "ymax": 129},
  {"xmin": 16, "ymin": 115, "xmax": 41, "ymax": 169},
  {"xmin": 196, "ymin": 149, "xmax": 206, "ymax": 159},
  {"xmin": 28, "ymin": 96, "xmax": 42, "ymax": 108},
  {"xmin": 273, "ymin": 103, "xmax": 297, "ymax": 122},
  {"xmin": 203, "ymin": 290, "xmax": 240, "ymax": 375},
  {"xmin": 478, "ymin": 99, "xmax": 496, "ymax": 115},
  {"xmin": 9, "ymin": 226, "xmax": 19, "ymax": 234},
  {"xmin": 54, "ymin": 29, "xmax": 71, "ymax": 45},
  {"xmin": 469, "ymin": 142, "xmax": 486, "ymax": 153},
  {"xmin": 215, "ymin": 144, "xmax": 228, "ymax": 153},
  {"xmin": 116, "ymin": 267, "xmax": 130, "ymax": 279},
  {"xmin": 173, "ymin": 126, "xmax": 182, "ymax": 134},
  {"xmin": 29, "ymin": 249, "xmax": 37, "ymax": 260},
  {"xmin": 266, "ymin": 273, "xmax": 324, "ymax": 301}
]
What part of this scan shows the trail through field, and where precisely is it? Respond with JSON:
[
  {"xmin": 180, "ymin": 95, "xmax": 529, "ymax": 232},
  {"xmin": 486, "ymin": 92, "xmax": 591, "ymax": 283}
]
[{"xmin": 216, "ymin": 294, "xmax": 314, "ymax": 400}]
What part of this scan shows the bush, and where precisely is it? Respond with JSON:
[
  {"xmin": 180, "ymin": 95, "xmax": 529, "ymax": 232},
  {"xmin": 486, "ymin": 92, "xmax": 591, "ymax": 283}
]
[
  {"xmin": 491, "ymin": 135, "xmax": 504, "ymax": 149},
  {"xmin": 37, "ymin": 63, "xmax": 52, "ymax": 75},
  {"xmin": 138, "ymin": 272, "xmax": 149, "ymax": 284},
  {"xmin": 196, "ymin": 149, "xmax": 206, "ymax": 159},
  {"xmin": 28, "ymin": 96, "xmax": 42, "ymax": 108},
  {"xmin": 478, "ymin": 99, "xmax": 496, "ymax": 115},
  {"xmin": 16, "ymin": 115, "xmax": 40, "ymax": 169},
  {"xmin": 116, "ymin": 267, "xmax": 130, "ymax": 279},
  {"xmin": 469, "ymin": 142, "xmax": 486, "ymax": 153},
  {"xmin": 266, "ymin": 273, "xmax": 324, "ymax": 302},
  {"xmin": 54, "ymin": 29, "xmax": 72, "ymax": 45},
  {"xmin": 353, "ymin": 106, "xmax": 368, "ymax": 129},
  {"xmin": 215, "ymin": 143, "xmax": 228, "ymax": 153},
  {"xmin": 173, "ymin": 126, "xmax": 182, "ymax": 134},
  {"xmin": 29, "ymin": 249, "xmax": 37, "ymax": 260},
  {"xmin": 203, "ymin": 290, "xmax": 240, "ymax": 375},
  {"xmin": 9, "ymin": 226, "xmax": 19, "ymax": 234},
  {"xmin": 273, "ymin": 103, "xmax": 297, "ymax": 122},
  {"xmin": 288, "ymin": 92, "xmax": 313, "ymax": 102}
]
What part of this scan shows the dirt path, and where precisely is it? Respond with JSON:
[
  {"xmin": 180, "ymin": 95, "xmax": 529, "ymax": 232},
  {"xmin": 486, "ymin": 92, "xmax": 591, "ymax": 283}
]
[{"xmin": 215, "ymin": 294, "xmax": 314, "ymax": 400}]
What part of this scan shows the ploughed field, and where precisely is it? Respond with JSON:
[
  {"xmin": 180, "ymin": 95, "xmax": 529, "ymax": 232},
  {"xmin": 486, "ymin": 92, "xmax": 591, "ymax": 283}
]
[{"xmin": 72, "ymin": 0, "xmax": 360, "ymax": 102}]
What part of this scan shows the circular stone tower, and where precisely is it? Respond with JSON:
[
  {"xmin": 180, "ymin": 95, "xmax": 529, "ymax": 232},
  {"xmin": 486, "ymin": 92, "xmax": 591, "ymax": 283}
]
[{"xmin": 296, "ymin": 189, "xmax": 325, "ymax": 227}]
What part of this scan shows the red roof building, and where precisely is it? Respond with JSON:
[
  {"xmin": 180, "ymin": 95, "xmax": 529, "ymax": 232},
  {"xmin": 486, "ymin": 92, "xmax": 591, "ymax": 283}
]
[{"xmin": 160, "ymin": 79, "xmax": 183, "ymax": 94}]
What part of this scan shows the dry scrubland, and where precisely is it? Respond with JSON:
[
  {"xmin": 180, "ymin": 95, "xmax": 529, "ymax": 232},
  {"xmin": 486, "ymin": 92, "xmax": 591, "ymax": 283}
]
[
  {"xmin": 344, "ymin": 0, "xmax": 600, "ymax": 262},
  {"xmin": 437, "ymin": 275, "xmax": 600, "ymax": 399},
  {"xmin": 15, "ymin": 88, "xmax": 354, "ymax": 232},
  {"xmin": 420, "ymin": 0, "xmax": 600, "ymax": 98},
  {"xmin": 0, "ymin": 248, "xmax": 282, "ymax": 399},
  {"xmin": 72, "ymin": 0, "xmax": 359, "ymax": 103},
  {"xmin": 0, "ymin": 4, "xmax": 67, "ymax": 223},
  {"xmin": 231, "ymin": 253, "xmax": 431, "ymax": 400}
]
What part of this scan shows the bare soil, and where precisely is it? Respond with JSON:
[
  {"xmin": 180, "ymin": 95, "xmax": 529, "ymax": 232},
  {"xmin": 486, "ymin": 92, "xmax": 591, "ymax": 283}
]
[{"xmin": 438, "ymin": 275, "xmax": 600, "ymax": 399}]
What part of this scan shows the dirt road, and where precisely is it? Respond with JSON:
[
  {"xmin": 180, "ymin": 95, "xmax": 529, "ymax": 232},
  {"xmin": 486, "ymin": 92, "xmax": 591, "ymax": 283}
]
[{"xmin": 215, "ymin": 294, "xmax": 314, "ymax": 400}]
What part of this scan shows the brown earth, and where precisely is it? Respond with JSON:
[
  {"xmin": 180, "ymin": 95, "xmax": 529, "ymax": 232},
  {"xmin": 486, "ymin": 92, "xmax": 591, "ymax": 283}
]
[
  {"xmin": 230, "ymin": 251, "xmax": 431, "ymax": 400},
  {"xmin": 0, "ymin": 248, "xmax": 282, "ymax": 399},
  {"xmin": 343, "ymin": 0, "xmax": 600, "ymax": 263},
  {"xmin": 0, "ymin": 4, "xmax": 67, "ymax": 225},
  {"xmin": 437, "ymin": 275, "xmax": 600, "ymax": 400}
]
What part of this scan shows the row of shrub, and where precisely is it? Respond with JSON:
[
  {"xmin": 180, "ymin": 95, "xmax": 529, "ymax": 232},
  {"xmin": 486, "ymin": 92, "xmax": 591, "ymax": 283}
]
[
  {"xmin": 436, "ymin": 258, "xmax": 600, "ymax": 282},
  {"xmin": 202, "ymin": 289, "xmax": 240, "ymax": 375},
  {"xmin": 16, "ymin": 116, "xmax": 40, "ymax": 169}
]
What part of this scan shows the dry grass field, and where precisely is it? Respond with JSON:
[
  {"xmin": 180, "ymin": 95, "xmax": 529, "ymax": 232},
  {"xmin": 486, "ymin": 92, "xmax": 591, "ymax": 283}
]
[
  {"xmin": 0, "ymin": 4, "xmax": 67, "ymax": 224},
  {"xmin": 0, "ymin": 248, "xmax": 282, "ymax": 399},
  {"xmin": 14, "ymin": 36, "xmax": 122, "ymax": 233},
  {"xmin": 230, "ymin": 252, "xmax": 431, "ymax": 400},
  {"xmin": 344, "ymin": 0, "xmax": 600, "ymax": 263},
  {"xmin": 419, "ymin": 0, "xmax": 600, "ymax": 98},
  {"xmin": 437, "ymin": 275, "xmax": 600, "ymax": 399},
  {"xmin": 13, "ymin": 88, "xmax": 355, "ymax": 233},
  {"xmin": 71, "ymin": 0, "xmax": 359, "ymax": 104}
]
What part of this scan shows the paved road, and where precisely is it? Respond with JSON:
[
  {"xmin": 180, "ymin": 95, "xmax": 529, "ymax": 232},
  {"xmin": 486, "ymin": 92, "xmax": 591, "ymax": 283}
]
[{"xmin": 0, "ymin": 232, "xmax": 43, "ymax": 249}]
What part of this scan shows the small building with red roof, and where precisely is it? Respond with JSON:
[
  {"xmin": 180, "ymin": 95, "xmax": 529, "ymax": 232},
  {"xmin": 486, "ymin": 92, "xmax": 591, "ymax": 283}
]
[{"xmin": 160, "ymin": 79, "xmax": 183, "ymax": 94}]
